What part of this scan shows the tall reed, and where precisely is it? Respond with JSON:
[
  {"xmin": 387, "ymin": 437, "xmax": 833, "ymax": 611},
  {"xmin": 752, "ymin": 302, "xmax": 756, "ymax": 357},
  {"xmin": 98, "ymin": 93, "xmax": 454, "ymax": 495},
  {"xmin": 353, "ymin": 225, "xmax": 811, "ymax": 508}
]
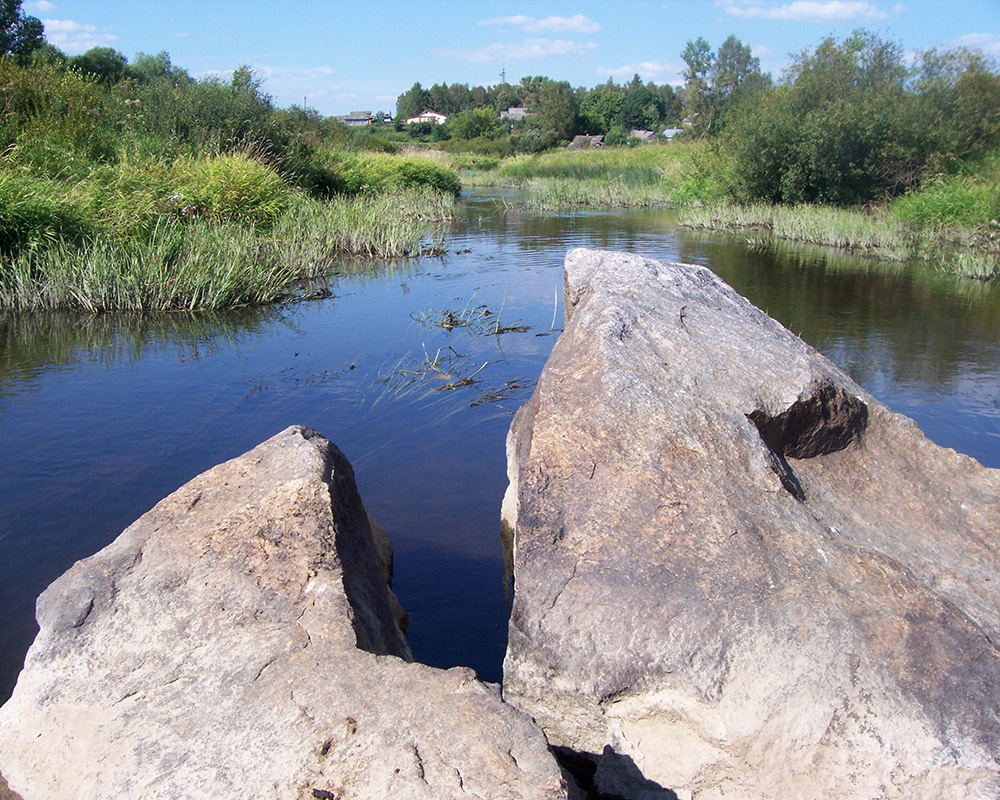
[{"xmin": 0, "ymin": 189, "xmax": 454, "ymax": 312}]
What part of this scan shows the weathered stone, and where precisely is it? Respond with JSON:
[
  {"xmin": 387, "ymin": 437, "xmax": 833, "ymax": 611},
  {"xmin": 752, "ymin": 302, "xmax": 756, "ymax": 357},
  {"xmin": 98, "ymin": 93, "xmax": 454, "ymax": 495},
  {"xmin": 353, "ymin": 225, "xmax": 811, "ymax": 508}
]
[
  {"xmin": 0, "ymin": 425, "xmax": 568, "ymax": 800},
  {"xmin": 502, "ymin": 249, "xmax": 1000, "ymax": 800},
  {"xmin": 0, "ymin": 772, "xmax": 23, "ymax": 800}
]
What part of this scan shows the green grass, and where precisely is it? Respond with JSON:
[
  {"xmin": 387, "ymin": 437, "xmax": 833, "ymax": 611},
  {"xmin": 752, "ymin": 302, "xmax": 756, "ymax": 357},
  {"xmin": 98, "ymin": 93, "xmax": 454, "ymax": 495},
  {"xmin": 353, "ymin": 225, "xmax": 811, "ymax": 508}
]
[
  {"xmin": 679, "ymin": 202, "xmax": 1000, "ymax": 280},
  {"xmin": 457, "ymin": 142, "xmax": 722, "ymax": 208},
  {"xmin": 891, "ymin": 153, "xmax": 1000, "ymax": 228},
  {"xmin": 0, "ymin": 188, "xmax": 454, "ymax": 312}
]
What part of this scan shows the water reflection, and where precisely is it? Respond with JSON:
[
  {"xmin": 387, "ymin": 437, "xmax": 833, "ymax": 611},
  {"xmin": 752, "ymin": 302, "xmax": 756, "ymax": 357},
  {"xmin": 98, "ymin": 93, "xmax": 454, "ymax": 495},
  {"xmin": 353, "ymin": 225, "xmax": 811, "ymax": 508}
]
[{"xmin": 0, "ymin": 190, "xmax": 997, "ymax": 704}]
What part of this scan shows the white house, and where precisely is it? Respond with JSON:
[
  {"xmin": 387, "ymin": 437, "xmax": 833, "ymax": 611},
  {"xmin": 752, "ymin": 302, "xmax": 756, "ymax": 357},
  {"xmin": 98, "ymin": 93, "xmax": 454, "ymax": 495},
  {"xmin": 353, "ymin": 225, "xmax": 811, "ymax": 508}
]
[{"xmin": 405, "ymin": 111, "xmax": 448, "ymax": 125}]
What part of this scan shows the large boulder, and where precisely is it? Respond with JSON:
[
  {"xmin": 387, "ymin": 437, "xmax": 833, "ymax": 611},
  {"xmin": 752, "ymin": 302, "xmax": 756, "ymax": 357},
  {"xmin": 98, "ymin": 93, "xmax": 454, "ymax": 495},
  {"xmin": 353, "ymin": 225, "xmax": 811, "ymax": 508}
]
[
  {"xmin": 502, "ymin": 249, "xmax": 1000, "ymax": 799},
  {"xmin": 0, "ymin": 425, "xmax": 569, "ymax": 800}
]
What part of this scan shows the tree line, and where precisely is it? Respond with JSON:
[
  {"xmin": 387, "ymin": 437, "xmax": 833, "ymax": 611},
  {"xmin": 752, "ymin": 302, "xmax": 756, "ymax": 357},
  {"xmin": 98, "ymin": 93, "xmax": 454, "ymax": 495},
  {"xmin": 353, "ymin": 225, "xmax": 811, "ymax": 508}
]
[
  {"xmin": 4, "ymin": 0, "xmax": 998, "ymax": 209},
  {"xmin": 397, "ymin": 29, "xmax": 1000, "ymax": 206}
]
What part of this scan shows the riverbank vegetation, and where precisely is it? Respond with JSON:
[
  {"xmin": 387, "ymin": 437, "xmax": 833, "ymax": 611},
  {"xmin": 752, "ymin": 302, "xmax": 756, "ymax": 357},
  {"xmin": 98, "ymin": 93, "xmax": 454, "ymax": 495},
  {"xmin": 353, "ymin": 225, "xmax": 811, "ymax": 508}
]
[
  {"xmin": 450, "ymin": 30, "xmax": 1000, "ymax": 280},
  {"xmin": 0, "ymin": 20, "xmax": 459, "ymax": 312},
  {"xmin": 4, "ymin": 0, "xmax": 1000, "ymax": 311},
  {"xmin": 458, "ymin": 144, "xmax": 716, "ymax": 208}
]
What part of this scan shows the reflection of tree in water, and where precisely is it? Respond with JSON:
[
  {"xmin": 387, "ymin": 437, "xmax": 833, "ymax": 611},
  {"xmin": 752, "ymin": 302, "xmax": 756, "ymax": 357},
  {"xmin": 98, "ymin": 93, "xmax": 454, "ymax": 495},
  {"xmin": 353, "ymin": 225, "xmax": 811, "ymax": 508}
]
[
  {"xmin": 0, "ymin": 308, "xmax": 283, "ymax": 385},
  {"xmin": 0, "ymin": 259, "xmax": 424, "ymax": 389},
  {"xmin": 454, "ymin": 193, "xmax": 679, "ymax": 254},
  {"xmin": 677, "ymin": 233, "xmax": 1000, "ymax": 392}
]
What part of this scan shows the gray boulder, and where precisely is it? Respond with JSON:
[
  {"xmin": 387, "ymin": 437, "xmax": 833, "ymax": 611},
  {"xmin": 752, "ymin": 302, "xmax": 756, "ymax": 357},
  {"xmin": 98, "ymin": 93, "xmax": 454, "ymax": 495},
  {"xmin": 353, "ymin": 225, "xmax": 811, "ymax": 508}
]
[
  {"xmin": 0, "ymin": 425, "xmax": 568, "ymax": 800},
  {"xmin": 502, "ymin": 249, "xmax": 1000, "ymax": 800}
]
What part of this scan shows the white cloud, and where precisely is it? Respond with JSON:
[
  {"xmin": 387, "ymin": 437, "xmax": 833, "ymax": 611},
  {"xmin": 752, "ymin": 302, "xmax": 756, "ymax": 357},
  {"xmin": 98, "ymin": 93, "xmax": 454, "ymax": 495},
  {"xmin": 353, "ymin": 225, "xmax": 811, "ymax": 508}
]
[
  {"xmin": 197, "ymin": 65, "xmax": 336, "ymax": 84},
  {"xmin": 479, "ymin": 14, "xmax": 601, "ymax": 34},
  {"xmin": 434, "ymin": 38, "xmax": 597, "ymax": 63},
  {"xmin": 597, "ymin": 60, "xmax": 679, "ymax": 81},
  {"xmin": 953, "ymin": 33, "xmax": 1000, "ymax": 56},
  {"xmin": 42, "ymin": 19, "xmax": 117, "ymax": 53},
  {"xmin": 719, "ymin": 0, "xmax": 889, "ymax": 22},
  {"xmin": 260, "ymin": 65, "xmax": 336, "ymax": 81},
  {"xmin": 24, "ymin": 0, "xmax": 56, "ymax": 12}
]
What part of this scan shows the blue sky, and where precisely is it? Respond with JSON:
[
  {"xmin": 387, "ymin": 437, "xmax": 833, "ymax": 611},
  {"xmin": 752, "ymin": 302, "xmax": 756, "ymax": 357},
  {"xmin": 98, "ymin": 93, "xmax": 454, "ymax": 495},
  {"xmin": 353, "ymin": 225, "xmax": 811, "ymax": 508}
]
[{"xmin": 23, "ymin": 0, "xmax": 1000, "ymax": 116}]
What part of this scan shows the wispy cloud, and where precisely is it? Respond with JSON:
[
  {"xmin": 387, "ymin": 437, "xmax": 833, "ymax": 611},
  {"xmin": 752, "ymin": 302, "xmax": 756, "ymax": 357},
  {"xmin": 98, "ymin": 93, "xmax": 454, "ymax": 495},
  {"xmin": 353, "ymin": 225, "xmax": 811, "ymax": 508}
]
[
  {"xmin": 597, "ymin": 60, "xmax": 680, "ymax": 81},
  {"xmin": 24, "ymin": 0, "xmax": 56, "ymax": 12},
  {"xmin": 197, "ymin": 65, "xmax": 336, "ymax": 84},
  {"xmin": 42, "ymin": 19, "xmax": 117, "ymax": 52},
  {"xmin": 719, "ymin": 0, "xmax": 889, "ymax": 22},
  {"xmin": 953, "ymin": 33, "xmax": 1000, "ymax": 56},
  {"xmin": 434, "ymin": 38, "xmax": 597, "ymax": 63},
  {"xmin": 479, "ymin": 14, "xmax": 601, "ymax": 34}
]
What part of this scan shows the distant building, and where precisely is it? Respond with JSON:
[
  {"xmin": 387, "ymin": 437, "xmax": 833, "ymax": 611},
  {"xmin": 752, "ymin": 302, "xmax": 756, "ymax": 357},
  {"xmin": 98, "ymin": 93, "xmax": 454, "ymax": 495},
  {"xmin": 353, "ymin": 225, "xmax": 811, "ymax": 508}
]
[
  {"xmin": 630, "ymin": 129, "xmax": 655, "ymax": 142},
  {"xmin": 342, "ymin": 111, "xmax": 374, "ymax": 127},
  {"xmin": 405, "ymin": 110, "xmax": 448, "ymax": 125},
  {"xmin": 568, "ymin": 134, "xmax": 604, "ymax": 149},
  {"xmin": 500, "ymin": 107, "xmax": 530, "ymax": 121},
  {"xmin": 662, "ymin": 127, "xmax": 684, "ymax": 141}
]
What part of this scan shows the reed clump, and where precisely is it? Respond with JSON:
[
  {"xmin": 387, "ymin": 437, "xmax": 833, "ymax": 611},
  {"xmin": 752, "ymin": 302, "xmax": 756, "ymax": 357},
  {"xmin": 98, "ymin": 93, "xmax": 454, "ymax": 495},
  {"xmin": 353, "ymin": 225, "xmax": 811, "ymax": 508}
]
[
  {"xmin": 679, "ymin": 202, "xmax": 1000, "ymax": 280},
  {"xmin": 1, "ymin": 185, "xmax": 454, "ymax": 313}
]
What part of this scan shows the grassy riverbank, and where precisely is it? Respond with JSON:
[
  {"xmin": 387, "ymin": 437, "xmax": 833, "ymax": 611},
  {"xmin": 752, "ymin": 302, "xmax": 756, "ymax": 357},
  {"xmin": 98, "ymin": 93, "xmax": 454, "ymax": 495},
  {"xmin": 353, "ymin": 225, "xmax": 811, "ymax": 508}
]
[
  {"xmin": 679, "ymin": 152, "xmax": 1000, "ymax": 280},
  {"xmin": 457, "ymin": 143, "xmax": 723, "ymax": 208},
  {"xmin": 1, "ymin": 186, "xmax": 453, "ymax": 313},
  {"xmin": 0, "ymin": 58, "xmax": 459, "ymax": 312},
  {"xmin": 458, "ymin": 142, "xmax": 1000, "ymax": 280}
]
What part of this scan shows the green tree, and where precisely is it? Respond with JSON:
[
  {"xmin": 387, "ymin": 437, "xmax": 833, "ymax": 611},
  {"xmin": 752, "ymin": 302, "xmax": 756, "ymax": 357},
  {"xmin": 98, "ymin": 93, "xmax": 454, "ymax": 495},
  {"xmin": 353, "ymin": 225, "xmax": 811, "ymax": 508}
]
[
  {"xmin": 682, "ymin": 35, "xmax": 767, "ymax": 137},
  {"xmin": 428, "ymin": 82, "xmax": 458, "ymax": 115},
  {"xmin": 533, "ymin": 79, "xmax": 578, "ymax": 145},
  {"xmin": 911, "ymin": 48, "xmax": 1000, "ymax": 161},
  {"xmin": 711, "ymin": 35, "xmax": 770, "ymax": 132},
  {"xmin": 580, "ymin": 88, "xmax": 625, "ymax": 131},
  {"xmin": 396, "ymin": 82, "xmax": 431, "ymax": 121},
  {"xmin": 615, "ymin": 84, "xmax": 664, "ymax": 131},
  {"xmin": 724, "ymin": 30, "xmax": 912, "ymax": 205},
  {"xmin": 127, "ymin": 50, "xmax": 191, "ymax": 85},
  {"xmin": 448, "ymin": 108, "xmax": 500, "ymax": 140},
  {"xmin": 681, "ymin": 36, "xmax": 714, "ymax": 136},
  {"xmin": 0, "ymin": 0, "xmax": 42, "ymax": 61},
  {"xmin": 69, "ymin": 47, "xmax": 128, "ymax": 84}
]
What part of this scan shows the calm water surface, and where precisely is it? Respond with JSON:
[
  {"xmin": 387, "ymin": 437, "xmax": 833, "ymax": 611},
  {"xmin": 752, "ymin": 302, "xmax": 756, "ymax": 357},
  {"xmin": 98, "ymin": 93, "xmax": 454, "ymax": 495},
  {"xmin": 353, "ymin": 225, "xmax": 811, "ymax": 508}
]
[{"xmin": 2, "ymin": 191, "xmax": 999, "ymax": 701}]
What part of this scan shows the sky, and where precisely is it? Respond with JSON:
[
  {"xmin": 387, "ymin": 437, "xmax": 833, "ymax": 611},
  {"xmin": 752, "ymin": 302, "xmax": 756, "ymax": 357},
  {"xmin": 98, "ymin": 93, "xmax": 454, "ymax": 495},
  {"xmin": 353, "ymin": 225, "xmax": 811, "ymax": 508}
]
[{"xmin": 22, "ymin": 0, "xmax": 1000, "ymax": 117}]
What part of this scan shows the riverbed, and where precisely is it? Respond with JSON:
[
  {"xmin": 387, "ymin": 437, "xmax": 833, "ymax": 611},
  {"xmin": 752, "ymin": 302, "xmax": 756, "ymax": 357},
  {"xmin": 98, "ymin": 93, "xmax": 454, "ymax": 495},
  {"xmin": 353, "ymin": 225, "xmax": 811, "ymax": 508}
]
[{"xmin": 2, "ymin": 190, "xmax": 998, "ymax": 700}]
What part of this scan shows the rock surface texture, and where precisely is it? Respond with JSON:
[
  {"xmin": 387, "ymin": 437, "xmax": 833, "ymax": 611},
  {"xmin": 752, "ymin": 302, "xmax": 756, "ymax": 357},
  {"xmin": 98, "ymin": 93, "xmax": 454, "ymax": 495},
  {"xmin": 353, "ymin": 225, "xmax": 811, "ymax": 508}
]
[
  {"xmin": 0, "ymin": 425, "xmax": 568, "ymax": 800},
  {"xmin": 502, "ymin": 249, "xmax": 1000, "ymax": 800}
]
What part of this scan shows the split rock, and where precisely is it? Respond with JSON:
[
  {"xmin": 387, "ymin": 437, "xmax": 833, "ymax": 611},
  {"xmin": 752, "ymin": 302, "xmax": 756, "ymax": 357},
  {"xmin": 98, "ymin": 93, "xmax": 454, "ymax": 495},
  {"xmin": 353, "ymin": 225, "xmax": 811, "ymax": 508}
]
[
  {"xmin": 0, "ymin": 425, "xmax": 568, "ymax": 800},
  {"xmin": 502, "ymin": 249, "xmax": 1000, "ymax": 800}
]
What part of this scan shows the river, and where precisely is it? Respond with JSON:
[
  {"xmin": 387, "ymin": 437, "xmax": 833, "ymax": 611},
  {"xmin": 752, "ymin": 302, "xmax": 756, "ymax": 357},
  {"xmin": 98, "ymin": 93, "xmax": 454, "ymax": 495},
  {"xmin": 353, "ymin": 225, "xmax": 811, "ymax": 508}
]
[{"xmin": 2, "ymin": 190, "xmax": 998, "ymax": 701}]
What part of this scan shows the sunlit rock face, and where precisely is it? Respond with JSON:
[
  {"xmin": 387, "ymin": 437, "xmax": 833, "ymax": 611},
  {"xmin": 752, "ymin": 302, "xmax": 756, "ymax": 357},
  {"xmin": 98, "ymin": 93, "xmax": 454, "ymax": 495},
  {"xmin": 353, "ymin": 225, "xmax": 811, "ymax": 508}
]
[
  {"xmin": 502, "ymin": 248, "xmax": 1000, "ymax": 800},
  {"xmin": 0, "ymin": 425, "xmax": 569, "ymax": 800}
]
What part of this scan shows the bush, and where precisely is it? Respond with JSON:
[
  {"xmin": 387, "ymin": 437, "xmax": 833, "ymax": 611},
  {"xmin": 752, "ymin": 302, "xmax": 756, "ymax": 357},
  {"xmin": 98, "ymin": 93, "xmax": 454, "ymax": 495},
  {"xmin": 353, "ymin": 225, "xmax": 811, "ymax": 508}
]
[
  {"xmin": 891, "ymin": 152, "xmax": 1000, "ymax": 227},
  {"xmin": 318, "ymin": 151, "xmax": 460, "ymax": 196},
  {"xmin": 170, "ymin": 153, "xmax": 290, "ymax": 229},
  {"xmin": 721, "ymin": 32, "xmax": 913, "ymax": 205},
  {"xmin": 0, "ymin": 172, "xmax": 93, "ymax": 253}
]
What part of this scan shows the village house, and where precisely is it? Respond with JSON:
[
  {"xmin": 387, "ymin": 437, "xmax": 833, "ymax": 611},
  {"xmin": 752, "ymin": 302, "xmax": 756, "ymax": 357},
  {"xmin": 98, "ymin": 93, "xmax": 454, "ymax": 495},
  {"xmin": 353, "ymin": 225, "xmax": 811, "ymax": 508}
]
[
  {"xmin": 567, "ymin": 134, "xmax": 604, "ymax": 149},
  {"xmin": 405, "ymin": 110, "xmax": 448, "ymax": 125},
  {"xmin": 342, "ymin": 111, "xmax": 374, "ymax": 127},
  {"xmin": 499, "ymin": 107, "xmax": 530, "ymax": 121}
]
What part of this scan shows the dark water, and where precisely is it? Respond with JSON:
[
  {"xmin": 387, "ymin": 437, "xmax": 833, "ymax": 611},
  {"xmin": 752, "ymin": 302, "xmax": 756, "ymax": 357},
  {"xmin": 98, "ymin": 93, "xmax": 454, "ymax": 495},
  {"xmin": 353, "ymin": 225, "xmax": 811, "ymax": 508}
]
[{"xmin": 2, "ymin": 192, "xmax": 999, "ymax": 702}]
